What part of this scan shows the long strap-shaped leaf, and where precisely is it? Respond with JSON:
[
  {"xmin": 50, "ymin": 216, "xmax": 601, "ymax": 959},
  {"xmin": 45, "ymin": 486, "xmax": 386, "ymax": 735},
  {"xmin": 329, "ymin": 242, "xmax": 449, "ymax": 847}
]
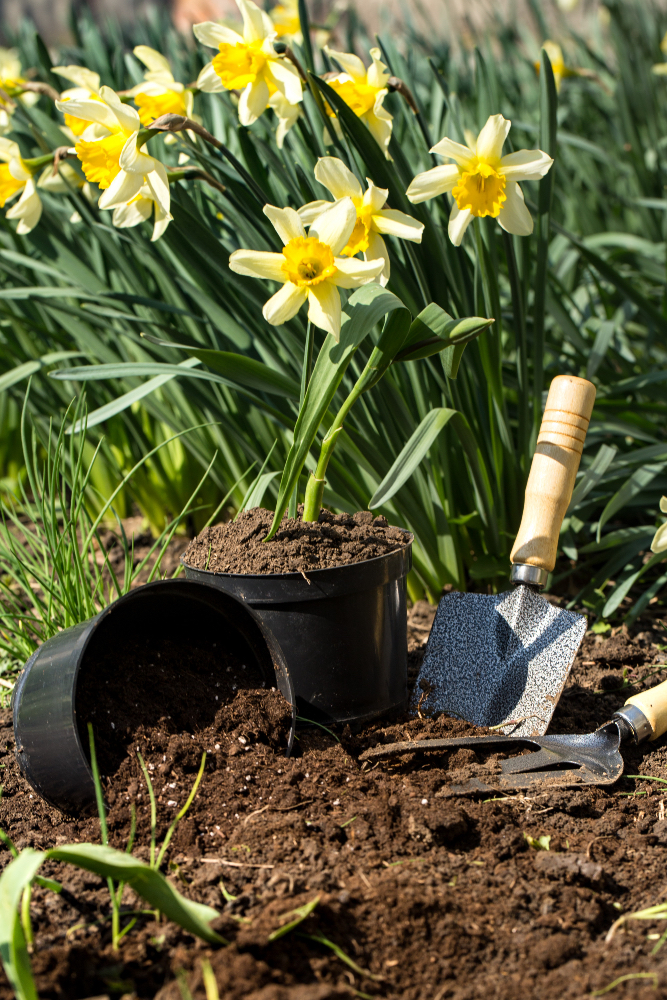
[
  {"xmin": 0, "ymin": 848, "xmax": 43, "ymax": 1000},
  {"xmin": 369, "ymin": 408, "xmax": 460, "ymax": 509},
  {"xmin": 267, "ymin": 284, "xmax": 407, "ymax": 538}
]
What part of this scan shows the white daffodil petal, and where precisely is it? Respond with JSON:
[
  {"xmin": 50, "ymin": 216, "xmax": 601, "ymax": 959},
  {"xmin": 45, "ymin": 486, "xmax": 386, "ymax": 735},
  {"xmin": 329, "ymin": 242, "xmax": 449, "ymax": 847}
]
[
  {"xmin": 366, "ymin": 103, "xmax": 392, "ymax": 155},
  {"xmin": 324, "ymin": 46, "xmax": 367, "ymax": 82},
  {"xmin": 9, "ymin": 158, "xmax": 31, "ymax": 182},
  {"xmin": 238, "ymin": 0, "xmax": 272, "ymax": 43},
  {"xmin": 263, "ymin": 282, "xmax": 307, "ymax": 325},
  {"xmin": 98, "ymin": 170, "xmax": 144, "ymax": 210},
  {"xmin": 652, "ymin": 520, "xmax": 667, "ymax": 553},
  {"xmin": 498, "ymin": 181, "xmax": 533, "ymax": 237},
  {"xmin": 406, "ymin": 164, "xmax": 458, "ymax": 204},
  {"xmin": 310, "ymin": 197, "xmax": 357, "ymax": 256},
  {"xmin": 6, "ymin": 179, "xmax": 42, "ymax": 234},
  {"xmin": 373, "ymin": 208, "xmax": 424, "ymax": 243},
  {"xmin": 331, "ymin": 255, "xmax": 385, "ymax": 288},
  {"xmin": 367, "ymin": 47, "xmax": 390, "ymax": 90},
  {"xmin": 0, "ymin": 137, "xmax": 20, "ymax": 163},
  {"xmin": 193, "ymin": 21, "xmax": 245, "ymax": 48},
  {"xmin": 661, "ymin": 496, "xmax": 667, "ymax": 514},
  {"xmin": 55, "ymin": 96, "xmax": 117, "ymax": 130},
  {"xmin": 145, "ymin": 160, "xmax": 170, "ymax": 215},
  {"xmin": 152, "ymin": 202, "xmax": 172, "ymax": 242},
  {"xmin": 500, "ymin": 148, "xmax": 554, "ymax": 182},
  {"xmin": 269, "ymin": 92, "xmax": 301, "ymax": 147},
  {"xmin": 314, "ymin": 157, "xmax": 362, "ymax": 200},
  {"xmin": 133, "ymin": 46, "xmax": 172, "ymax": 75},
  {"xmin": 263, "ymin": 204, "xmax": 305, "ymax": 244},
  {"xmin": 238, "ymin": 77, "xmax": 270, "ymax": 126},
  {"xmin": 307, "ymin": 282, "xmax": 341, "ymax": 339},
  {"xmin": 197, "ymin": 61, "xmax": 225, "ymax": 93},
  {"xmin": 364, "ymin": 179, "xmax": 389, "ymax": 215},
  {"xmin": 99, "ymin": 86, "xmax": 140, "ymax": 133},
  {"xmin": 53, "ymin": 65, "xmax": 101, "ymax": 92},
  {"xmin": 297, "ymin": 200, "xmax": 332, "ymax": 225},
  {"xmin": 475, "ymin": 114, "xmax": 511, "ymax": 162},
  {"xmin": 112, "ymin": 197, "xmax": 152, "ymax": 229},
  {"xmin": 448, "ymin": 203, "xmax": 474, "ymax": 246},
  {"xmin": 229, "ymin": 249, "xmax": 287, "ymax": 280},
  {"xmin": 430, "ymin": 136, "xmax": 475, "ymax": 166},
  {"xmin": 269, "ymin": 58, "xmax": 303, "ymax": 105},
  {"xmin": 119, "ymin": 132, "xmax": 156, "ymax": 174},
  {"xmin": 365, "ymin": 231, "xmax": 390, "ymax": 285}
]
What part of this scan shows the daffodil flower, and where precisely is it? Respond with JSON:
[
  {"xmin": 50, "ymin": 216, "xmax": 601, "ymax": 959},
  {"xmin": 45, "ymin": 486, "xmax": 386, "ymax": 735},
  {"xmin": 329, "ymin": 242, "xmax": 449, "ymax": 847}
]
[
  {"xmin": 53, "ymin": 65, "xmax": 102, "ymax": 136},
  {"xmin": 54, "ymin": 85, "xmax": 172, "ymax": 238},
  {"xmin": 269, "ymin": 91, "xmax": 301, "ymax": 148},
  {"xmin": 406, "ymin": 114, "xmax": 553, "ymax": 247},
  {"xmin": 194, "ymin": 0, "xmax": 302, "ymax": 127},
  {"xmin": 270, "ymin": 0, "xmax": 302, "ymax": 44},
  {"xmin": 0, "ymin": 47, "xmax": 37, "ymax": 130},
  {"xmin": 127, "ymin": 46, "xmax": 193, "ymax": 126},
  {"xmin": 297, "ymin": 157, "xmax": 423, "ymax": 286},
  {"xmin": 535, "ymin": 42, "xmax": 574, "ymax": 92},
  {"xmin": 0, "ymin": 137, "xmax": 42, "ymax": 235},
  {"xmin": 229, "ymin": 198, "xmax": 385, "ymax": 340},
  {"xmin": 323, "ymin": 46, "xmax": 393, "ymax": 156},
  {"xmin": 107, "ymin": 181, "xmax": 172, "ymax": 242}
]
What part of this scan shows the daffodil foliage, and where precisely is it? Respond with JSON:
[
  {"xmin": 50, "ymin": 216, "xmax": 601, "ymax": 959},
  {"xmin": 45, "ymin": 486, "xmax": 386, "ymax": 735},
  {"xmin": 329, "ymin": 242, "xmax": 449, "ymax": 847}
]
[{"xmin": 0, "ymin": 0, "xmax": 666, "ymax": 617}]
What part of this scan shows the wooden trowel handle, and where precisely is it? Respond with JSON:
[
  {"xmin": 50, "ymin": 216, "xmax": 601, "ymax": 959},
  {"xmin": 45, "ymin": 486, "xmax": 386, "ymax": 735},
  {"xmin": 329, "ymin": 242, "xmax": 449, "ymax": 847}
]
[
  {"xmin": 624, "ymin": 680, "xmax": 667, "ymax": 742},
  {"xmin": 510, "ymin": 375, "xmax": 596, "ymax": 577}
]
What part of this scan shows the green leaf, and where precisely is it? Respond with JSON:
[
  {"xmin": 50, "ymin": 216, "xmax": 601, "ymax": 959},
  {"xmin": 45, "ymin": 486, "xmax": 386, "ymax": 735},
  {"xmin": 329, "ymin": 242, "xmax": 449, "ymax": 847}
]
[
  {"xmin": 140, "ymin": 336, "xmax": 299, "ymax": 397},
  {"xmin": 0, "ymin": 352, "xmax": 85, "ymax": 393},
  {"xmin": 0, "ymin": 848, "xmax": 44, "ymax": 1000},
  {"xmin": 567, "ymin": 444, "xmax": 617, "ymax": 513},
  {"xmin": 597, "ymin": 463, "xmax": 665, "ymax": 540},
  {"xmin": 268, "ymin": 896, "xmax": 319, "ymax": 942},
  {"xmin": 266, "ymin": 285, "xmax": 406, "ymax": 538},
  {"xmin": 47, "ymin": 844, "xmax": 224, "ymax": 943},
  {"xmin": 395, "ymin": 305, "xmax": 493, "ymax": 363},
  {"xmin": 241, "ymin": 471, "xmax": 280, "ymax": 512},
  {"xmin": 369, "ymin": 408, "xmax": 460, "ymax": 509}
]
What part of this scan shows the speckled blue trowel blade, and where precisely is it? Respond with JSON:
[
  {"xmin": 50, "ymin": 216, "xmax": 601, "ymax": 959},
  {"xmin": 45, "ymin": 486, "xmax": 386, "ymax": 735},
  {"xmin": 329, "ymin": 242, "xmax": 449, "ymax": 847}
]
[{"xmin": 411, "ymin": 585, "xmax": 587, "ymax": 738}]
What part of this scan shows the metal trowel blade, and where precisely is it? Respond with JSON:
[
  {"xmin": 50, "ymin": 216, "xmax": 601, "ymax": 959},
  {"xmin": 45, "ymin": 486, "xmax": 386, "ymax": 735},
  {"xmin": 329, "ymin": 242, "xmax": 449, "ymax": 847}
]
[{"xmin": 411, "ymin": 585, "xmax": 587, "ymax": 738}]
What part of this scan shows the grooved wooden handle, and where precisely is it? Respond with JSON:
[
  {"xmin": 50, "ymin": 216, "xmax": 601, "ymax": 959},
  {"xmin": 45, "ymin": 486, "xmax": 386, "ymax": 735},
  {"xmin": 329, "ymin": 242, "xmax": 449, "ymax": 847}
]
[
  {"xmin": 625, "ymin": 681, "xmax": 667, "ymax": 741},
  {"xmin": 510, "ymin": 375, "xmax": 596, "ymax": 573}
]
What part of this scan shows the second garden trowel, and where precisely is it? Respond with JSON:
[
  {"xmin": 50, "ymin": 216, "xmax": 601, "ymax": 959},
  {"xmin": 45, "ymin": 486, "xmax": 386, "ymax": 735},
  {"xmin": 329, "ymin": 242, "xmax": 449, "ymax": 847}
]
[{"xmin": 412, "ymin": 375, "xmax": 596, "ymax": 738}]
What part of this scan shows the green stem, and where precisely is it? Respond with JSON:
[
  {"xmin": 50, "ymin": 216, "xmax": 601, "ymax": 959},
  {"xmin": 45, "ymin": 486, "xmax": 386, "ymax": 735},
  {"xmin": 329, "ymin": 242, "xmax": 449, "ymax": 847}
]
[
  {"xmin": 21, "ymin": 883, "xmax": 33, "ymax": 949},
  {"xmin": 302, "ymin": 376, "xmax": 362, "ymax": 523},
  {"xmin": 289, "ymin": 321, "xmax": 315, "ymax": 519}
]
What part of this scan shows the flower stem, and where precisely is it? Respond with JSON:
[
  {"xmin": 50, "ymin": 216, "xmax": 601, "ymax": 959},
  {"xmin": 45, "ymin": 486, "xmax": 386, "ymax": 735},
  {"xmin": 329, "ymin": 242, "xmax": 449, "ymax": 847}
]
[{"xmin": 289, "ymin": 321, "xmax": 315, "ymax": 519}]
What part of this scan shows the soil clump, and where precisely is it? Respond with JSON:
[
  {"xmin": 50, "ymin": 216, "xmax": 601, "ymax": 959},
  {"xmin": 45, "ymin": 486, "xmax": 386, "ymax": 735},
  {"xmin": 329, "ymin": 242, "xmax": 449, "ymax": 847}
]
[
  {"xmin": 3, "ymin": 603, "xmax": 667, "ymax": 999},
  {"xmin": 183, "ymin": 507, "xmax": 409, "ymax": 575}
]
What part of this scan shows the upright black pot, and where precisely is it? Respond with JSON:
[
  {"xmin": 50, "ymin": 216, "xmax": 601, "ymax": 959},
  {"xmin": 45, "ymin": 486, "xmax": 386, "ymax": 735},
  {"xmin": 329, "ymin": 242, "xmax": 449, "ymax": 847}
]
[
  {"xmin": 12, "ymin": 579, "xmax": 296, "ymax": 814},
  {"xmin": 183, "ymin": 533, "xmax": 413, "ymax": 725}
]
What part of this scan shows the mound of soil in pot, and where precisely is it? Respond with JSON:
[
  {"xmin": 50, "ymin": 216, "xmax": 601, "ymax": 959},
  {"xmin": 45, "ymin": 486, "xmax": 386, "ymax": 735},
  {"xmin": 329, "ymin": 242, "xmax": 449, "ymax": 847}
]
[
  {"xmin": 4, "ymin": 607, "xmax": 667, "ymax": 1000},
  {"xmin": 183, "ymin": 507, "xmax": 409, "ymax": 575}
]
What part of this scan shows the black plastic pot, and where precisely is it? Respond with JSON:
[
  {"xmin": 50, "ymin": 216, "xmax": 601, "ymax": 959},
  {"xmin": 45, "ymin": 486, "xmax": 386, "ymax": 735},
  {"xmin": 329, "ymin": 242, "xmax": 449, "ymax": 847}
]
[
  {"xmin": 183, "ymin": 533, "xmax": 413, "ymax": 725},
  {"xmin": 12, "ymin": 579, "xmax": 296, "ymax": 814}
]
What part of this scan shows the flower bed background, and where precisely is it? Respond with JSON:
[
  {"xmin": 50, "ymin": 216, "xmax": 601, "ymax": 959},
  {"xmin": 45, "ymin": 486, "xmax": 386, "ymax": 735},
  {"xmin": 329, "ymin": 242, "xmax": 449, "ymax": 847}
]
[{"xmin": 1, "ymin": 0, "xmax": 667, "ymax": 692}]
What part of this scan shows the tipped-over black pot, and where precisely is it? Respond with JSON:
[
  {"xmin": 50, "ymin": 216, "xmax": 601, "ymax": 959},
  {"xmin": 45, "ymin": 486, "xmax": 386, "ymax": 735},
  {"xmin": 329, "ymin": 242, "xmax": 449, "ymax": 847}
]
[
  {"xmin": 12, "ymin": 579, "xmax": 295, "ymax": 814},
  {"xmin": 183, "ymin": 532, "xmax": 413, "ymax": 726}
]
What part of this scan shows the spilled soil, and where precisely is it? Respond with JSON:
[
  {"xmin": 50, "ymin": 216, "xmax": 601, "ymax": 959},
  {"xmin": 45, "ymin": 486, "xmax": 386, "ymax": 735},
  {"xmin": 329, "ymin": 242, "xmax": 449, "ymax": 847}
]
[
  {"xmin": 183, "ymin": 507, "xmax": 410, "ymax": 575},
  {"xmin": 3, "ymin": 602, "xmax": 667, "ymax": 999}
]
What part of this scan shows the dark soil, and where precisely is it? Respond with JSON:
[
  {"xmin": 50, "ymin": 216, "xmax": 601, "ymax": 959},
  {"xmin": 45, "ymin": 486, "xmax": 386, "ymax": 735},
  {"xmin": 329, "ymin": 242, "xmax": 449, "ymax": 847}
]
[
  {"xmin": 4, "ymin": 602, "xmax": 667, "ymax": 999},
  {"xmin": 183, "ymin": 507, "xmax": 409, "ymax": 575}
]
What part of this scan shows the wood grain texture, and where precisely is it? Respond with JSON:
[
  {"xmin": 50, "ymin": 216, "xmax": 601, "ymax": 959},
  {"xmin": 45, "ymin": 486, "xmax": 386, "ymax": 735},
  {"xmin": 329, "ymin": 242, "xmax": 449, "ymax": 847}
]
[
  {"xmin": 510, "ymin": 375, "xmax": 596, "ymax": 573},
  {"xmin": 626, "ymin": 679, "xmax": 667, "ymax": 741}
]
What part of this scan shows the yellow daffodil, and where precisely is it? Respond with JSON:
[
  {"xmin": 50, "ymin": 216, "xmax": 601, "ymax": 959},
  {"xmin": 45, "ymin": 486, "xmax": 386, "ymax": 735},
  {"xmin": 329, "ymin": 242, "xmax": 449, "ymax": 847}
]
[
  {"xmin": 53, "ymin": 65, "xmax": 102, "ymax": 136},
  {"xmin": 406, "ymin": 114, "xmax": 553, "ymax": 247},
  {"xmin": 323, "ymin": 46, "xmax": 393, "ymax": 157},
  {"xmin": 535, "ymin": 41, "xmax": 574, "ymax": 92},
  {"xmin": 108, "ymin": 181, "xmax": 172, "ymax": 242},
  {"xmin": 55, "ymin": 85, "xmax": 172, "ymax": 238},
  {"xmin": 194, "ymin": 0, "xmax": 302, "ymax": 127},
  {"xmin": 0, "ymin": 47, "xmax": 37, "ymax": 127},
  {"xmin": 298, "ymin": 156, "xmax": 423, "ymax": 286},
  {"xmin": 0, "ymin": 137, "xmax": 42, "ymax": 235},
  {"xmin": 652, "ymin": 497, "xmax": 667, "ymax": 553},
  {"xmin": 229, "ymin": 199, "xmax": 384, "ymax": 340},
  {"xmin": 270, "ymin": 0, "xmax": 302, "ymax": 44},
  {"xmin": 127, "ymin": 46, "xmax": 193, "ymax": 125}
]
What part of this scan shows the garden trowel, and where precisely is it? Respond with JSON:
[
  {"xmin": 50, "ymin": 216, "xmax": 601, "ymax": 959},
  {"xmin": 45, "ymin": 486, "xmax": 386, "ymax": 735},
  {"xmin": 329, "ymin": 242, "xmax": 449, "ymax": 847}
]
[{"xmin": 412, "ymin": 375, "xmax": 596, "ymax": 738}]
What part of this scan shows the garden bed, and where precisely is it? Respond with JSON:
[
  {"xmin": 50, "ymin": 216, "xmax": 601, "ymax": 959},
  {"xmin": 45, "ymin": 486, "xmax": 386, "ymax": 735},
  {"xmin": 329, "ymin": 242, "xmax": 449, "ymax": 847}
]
[{"xmin": 2, "ymin": 605, "xmax": 667, "ymax": 999}]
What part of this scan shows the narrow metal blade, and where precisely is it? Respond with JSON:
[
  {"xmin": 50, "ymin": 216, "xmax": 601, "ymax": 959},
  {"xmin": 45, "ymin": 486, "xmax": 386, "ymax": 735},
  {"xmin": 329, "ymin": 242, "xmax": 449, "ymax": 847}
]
[{"xmin": 410, "ymin": 586, "xmax": 587, "ymax": 738}]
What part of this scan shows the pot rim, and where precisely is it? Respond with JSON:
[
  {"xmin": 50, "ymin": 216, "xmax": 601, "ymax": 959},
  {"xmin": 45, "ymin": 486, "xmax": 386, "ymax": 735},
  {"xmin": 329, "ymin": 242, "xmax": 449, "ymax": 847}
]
[{"xmin": 181, "ymin": 525, "xmax": 414, "ymax": 580}]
